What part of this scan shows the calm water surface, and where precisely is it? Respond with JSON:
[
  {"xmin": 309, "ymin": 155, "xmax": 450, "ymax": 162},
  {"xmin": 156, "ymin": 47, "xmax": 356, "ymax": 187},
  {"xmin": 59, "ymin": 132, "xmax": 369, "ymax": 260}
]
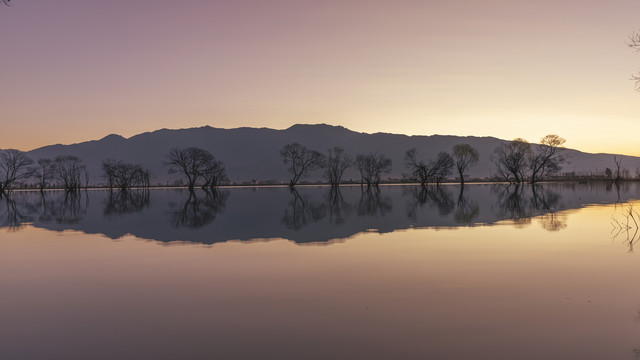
[{"xmin": 2, "ymin": 183, "xmax": 640, "ymax": 359}]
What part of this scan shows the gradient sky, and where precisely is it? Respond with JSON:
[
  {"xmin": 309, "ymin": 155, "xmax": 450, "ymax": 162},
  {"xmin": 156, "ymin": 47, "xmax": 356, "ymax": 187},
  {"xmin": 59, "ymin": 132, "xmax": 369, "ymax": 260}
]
[{"xmin": 2, "ymin": 0, "xmax": 640, "ymax": 154}]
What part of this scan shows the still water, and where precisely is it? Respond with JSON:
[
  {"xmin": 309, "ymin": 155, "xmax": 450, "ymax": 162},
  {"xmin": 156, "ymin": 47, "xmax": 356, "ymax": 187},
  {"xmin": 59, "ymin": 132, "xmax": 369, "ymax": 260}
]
[{"xmin": 2, "ymin": 183, "xmax": 640, "ymax": 359}]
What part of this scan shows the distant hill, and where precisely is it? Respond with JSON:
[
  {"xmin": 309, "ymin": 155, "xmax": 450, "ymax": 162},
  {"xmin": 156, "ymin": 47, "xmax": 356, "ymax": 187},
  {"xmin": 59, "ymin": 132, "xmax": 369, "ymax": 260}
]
[{"xmin": 20, "ymin": 124, "xmax": 640, "ymax": 185}]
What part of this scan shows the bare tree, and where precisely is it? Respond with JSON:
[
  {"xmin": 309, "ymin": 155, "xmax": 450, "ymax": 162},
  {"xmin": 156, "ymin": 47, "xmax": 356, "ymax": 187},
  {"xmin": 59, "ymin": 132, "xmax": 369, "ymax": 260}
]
[
  {"xmin": 404, "ymin": 149, "xmax": 453, "ymax": 186},
  {"xmin": 102, "ymin": 159, "xmax": 149, "ymax": 190},
  {"xmin": 165, "ymin": 147, "xmax": 214, "ymax": 191},
  {"xmin": 404, "ymin": 148, "xmax": 432, "ymax": 186},
  {"xmin": 35, "ymin": 158, "xmax": 56, "ymax": 192},
  {"xmin": 324, "ymin": 147, "xmax": 352, "ymax": 187},
  {"xmin": 54, "ymin": 155, "xmax": 86, "ymax": 192},
  {"xmin": 280, "ymin": 143, "xmax": 325, "ymax": 188},
  {"xmin": 529, "ymin": 135, "xmax": 567, "ymax": 184},
  {"xmin": 614, "ymin": 155, "xmax": 624, "ymax": 182},
  {"xmin": 356, "ymin": 153, "xmax": 392, "ymax": 187},
  {"xmin": 629, "ymin": 31, "xmax": 640, "ymax": 90},
  {"xmin": 432, "ymin": 152, "xmax": 454, "ymax": 184},
  {"xmin": 493, "ymin": 138, "xmax": 531, "ymax": 183},
  {"xmin": 202, "ymin": 160, "xmax": 228, "ymax": 189},
  {"xmin": 1, "ymin": 1, "xmax": 11, "ymax": 6},
  {"xmin": 452, "ymin": 144, "xmax": 479, "ymax": 185},
  {"xmin": 0, "ymin": 149, "xmax": 34, "ymax": 193}
]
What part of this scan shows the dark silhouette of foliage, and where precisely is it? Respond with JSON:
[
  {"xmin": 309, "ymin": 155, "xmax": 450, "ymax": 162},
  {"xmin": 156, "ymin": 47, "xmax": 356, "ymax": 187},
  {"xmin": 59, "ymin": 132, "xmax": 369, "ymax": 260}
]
[
  {"xmin": 452, "ymin": 144, "xmax": 479, "ymax": 185},
  {"xmin": 201, "ymin": 160, "xmax": 228, "ymax": 189},
  {"xmin": 493, "ymin": 138, "xmax": 531, "ymax": 183},
  {"xmin": 102, "ymin": 159, "xmax": 150, "ymax": 190},
  {"xmin": 356, "ymin": 153, "xmax": 392, "ymax": 187},
  {"xmin": 280, "ymin": 143, "xmax": 325, "ymax": 188},
  {"xmin": 404, "ymin": 148, "xmax": 432, "ymax": 186},
  {"xmin": 35, "ymin": 158, "xmax": 56, "ymax": 191},
  {"xmin": 54, "ymin": 155, "xmax": 87, "ymax": 192},
  {"xmin": 432, "ymin": 152, "xmax": 454, "ymax": 184},
  {"xmin": 324, "ymin": 147, "xmax": 352, "ymax": 187},
  {"xmin": 613, "ymin": 155, "xmax": 624, "ymax": 182},
  {"xmin": 404, "ymin": 149, "xmax": 453, "ymax": 186},
  {"xmin": 0, "ymin": 149, "xmax": 34, "ymax": 193},
  {"xmin": 165, "ymin": 147, "xmax": 216, "ymax": 191},
  {"xmin": 529, "ymin": 135, "xmax": 567, "ymax": 184}
]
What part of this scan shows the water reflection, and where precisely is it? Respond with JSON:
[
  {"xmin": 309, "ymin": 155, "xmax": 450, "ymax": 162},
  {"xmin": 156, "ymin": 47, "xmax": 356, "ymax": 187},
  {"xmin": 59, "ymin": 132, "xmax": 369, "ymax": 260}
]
[
  {"xmin": 104, "ymin": 189, "xmax": 150, "ymax": 217},
  {"xmin": 1, "ymin": 182, "xmax": 639, "ymax": 244},
  {"xmin": 405, "ymin": 185, "xmax": 453, "ymax": 219},
  {"xmin": 169, "ymin": 189, "xmax": 229, "ymax": 228},
  {"xmin": 0, "ymin": 193, "xmax": 33, "ymax": 230},
  {"xmin": 325, "ymin": 187, "xmax": 351, "ymax": 225},
  {"xmin": 358, "ymin": 187, "xmax": 392, "ymax": 217},
  {"xmin": 281, "ymin": 188, "xmax": 326, "ymax": 230},
  {"xmin": 454, "ymin": 186, "xmax": 480, "ymax": 224}
]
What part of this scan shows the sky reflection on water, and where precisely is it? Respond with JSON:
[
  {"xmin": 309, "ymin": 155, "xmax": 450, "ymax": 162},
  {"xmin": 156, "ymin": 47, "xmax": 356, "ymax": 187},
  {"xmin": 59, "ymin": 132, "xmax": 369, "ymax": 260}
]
[{"xmin": 2, "ymin": 184, "xmax": 640, "ymax": 359}]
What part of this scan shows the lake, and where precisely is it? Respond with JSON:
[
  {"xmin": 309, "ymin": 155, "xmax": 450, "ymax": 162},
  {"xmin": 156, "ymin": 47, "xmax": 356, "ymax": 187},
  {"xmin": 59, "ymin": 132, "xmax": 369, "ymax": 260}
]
[{"xmin": 2, "ymin": 182, "xmax": 640, "ymax": 359}]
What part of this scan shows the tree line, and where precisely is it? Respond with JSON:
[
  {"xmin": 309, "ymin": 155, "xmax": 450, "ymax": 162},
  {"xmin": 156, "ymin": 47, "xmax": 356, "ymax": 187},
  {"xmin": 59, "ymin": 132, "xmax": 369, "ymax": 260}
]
[
  {"xmin": 0, "ymin": 134, "xmax": 586, "ymax": 193},
  {"xmin": 279, "ymin": 134, "xmax": 567, "ymax": 188},
  {"xmin": 0, "ymin": 147, "xmax": 229, "ymax": 194}
]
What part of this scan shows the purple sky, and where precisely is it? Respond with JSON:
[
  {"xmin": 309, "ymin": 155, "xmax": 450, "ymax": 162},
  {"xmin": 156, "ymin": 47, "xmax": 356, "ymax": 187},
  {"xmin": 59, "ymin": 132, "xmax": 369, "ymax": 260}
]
[{"xmin": 2, "ymin": 0, "xmax": 640, "ymax": 154}]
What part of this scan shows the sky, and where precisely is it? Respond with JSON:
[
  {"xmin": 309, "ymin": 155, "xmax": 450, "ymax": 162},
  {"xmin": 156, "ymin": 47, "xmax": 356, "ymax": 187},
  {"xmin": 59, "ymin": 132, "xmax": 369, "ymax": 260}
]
[{"xmin": 2, "ymin": 0, "xmax": 640, "ymax": 154}]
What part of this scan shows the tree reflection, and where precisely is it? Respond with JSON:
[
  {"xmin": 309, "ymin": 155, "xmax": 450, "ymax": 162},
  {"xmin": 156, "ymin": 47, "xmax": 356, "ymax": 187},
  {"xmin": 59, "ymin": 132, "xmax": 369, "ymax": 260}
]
[
  {"xmin": 539, "ymin": 212, "xmax": 568, "ymax": 232},
  {"xmin": 325, "ymin": 187, "xmax": 350, "ymax": 225},
  {"xmin": 611, "ymin": 205, "xmax": 640, "ymax": 253},
  {"xmin": 104, "ymin": 189, "xmax": 150, "ymax": 217},
  {"xmin": 0, "ymin": 193, "xmax": 33, "ymax": 230},
  {"xmin": 492, "ymin": 184, "xmax": 566, "ymax": 231},
  {"xmin": 169, "ymin": 189, "xmax": 229, "ymax": 228},
  {"xmin": 358, "ymin": 186, "xmax": 392, "ymax": 217},
  {"xmin": 405, "ymin": 185, "xmax": 453, "ymax": 220},
  {"xmin": 281, "ymin": 189, "xmax": 326, "ymax": 230},
  {"xmin": 454, "ymin": 186, "xmax": 480, "ymax": 224}
]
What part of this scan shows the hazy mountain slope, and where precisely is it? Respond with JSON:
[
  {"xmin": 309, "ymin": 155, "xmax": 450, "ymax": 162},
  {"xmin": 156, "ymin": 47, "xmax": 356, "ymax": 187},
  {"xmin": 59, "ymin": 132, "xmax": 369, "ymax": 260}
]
[{"xmin": 23, "ymin": 124, "xmax": 640, "ymax": 185}]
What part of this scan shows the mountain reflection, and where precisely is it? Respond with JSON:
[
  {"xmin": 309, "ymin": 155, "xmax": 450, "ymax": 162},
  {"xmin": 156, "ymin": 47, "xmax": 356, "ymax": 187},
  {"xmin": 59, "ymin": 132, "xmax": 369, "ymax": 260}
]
[{"xmin": 0, "ymin": 183, "xmax": 638, "ymax": 245}]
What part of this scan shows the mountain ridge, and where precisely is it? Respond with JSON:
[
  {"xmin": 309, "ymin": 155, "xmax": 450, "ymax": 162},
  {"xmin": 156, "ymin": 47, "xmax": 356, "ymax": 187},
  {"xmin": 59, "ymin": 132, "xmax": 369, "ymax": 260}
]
[{"xmin": 15, "ymin": 124, "xmax": 640, "ymax": 185}]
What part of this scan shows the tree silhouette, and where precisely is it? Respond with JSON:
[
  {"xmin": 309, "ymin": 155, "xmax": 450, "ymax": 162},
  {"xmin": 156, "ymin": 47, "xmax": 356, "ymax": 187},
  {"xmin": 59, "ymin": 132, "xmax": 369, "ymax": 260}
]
[
  {"xmin": 280, "ymin": 143, "xmax": 325, "ymax": 188},
  {"xmin": 529, "ymin": 135, "xmax": 567, "ymax": 184},
  {"xmin": 34, "ymin": 158, "xmax": 56, "ymax": 192},
  {"xmin": 324, "ymin": 147, "xmax": 352, "ymax": 187},
  {"xmin": 0, "ymin": 149, "xmax": 34, "ymax": 193},
  {"xmin": 102, "ymin": 159, "xmax": 149, "ymax": 190},
  {"xmin": 165, "ymin": 147, "xmax": 215, "ymax": 191},
  {"xmin": 493, "ymin": 138, "xmax": 531, "ymax": 183},
  {"xmin": 54, "ymin": 155, "xmax": 87, "ymax": 192},
  {"xmin": 356, "ymin": 153, "xmax": 392, "ymax": 187},
  {"xmin": 452, "ymin": 144, "xmax": 479, "ymax": 185},
  {"xmin": 201, "ymin": 160, "xmax": 228, "ymax": 189},
  {"xmin": 432, "ymin": 152, "xmax": 454, "ymax": 185},
  {"xmin": 404, "ymin": 149, "xmax": 452, "ymax": 186},
  {"xmin": 613, "ymin": 155, "xmax": 624, "ymax": 182}
]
